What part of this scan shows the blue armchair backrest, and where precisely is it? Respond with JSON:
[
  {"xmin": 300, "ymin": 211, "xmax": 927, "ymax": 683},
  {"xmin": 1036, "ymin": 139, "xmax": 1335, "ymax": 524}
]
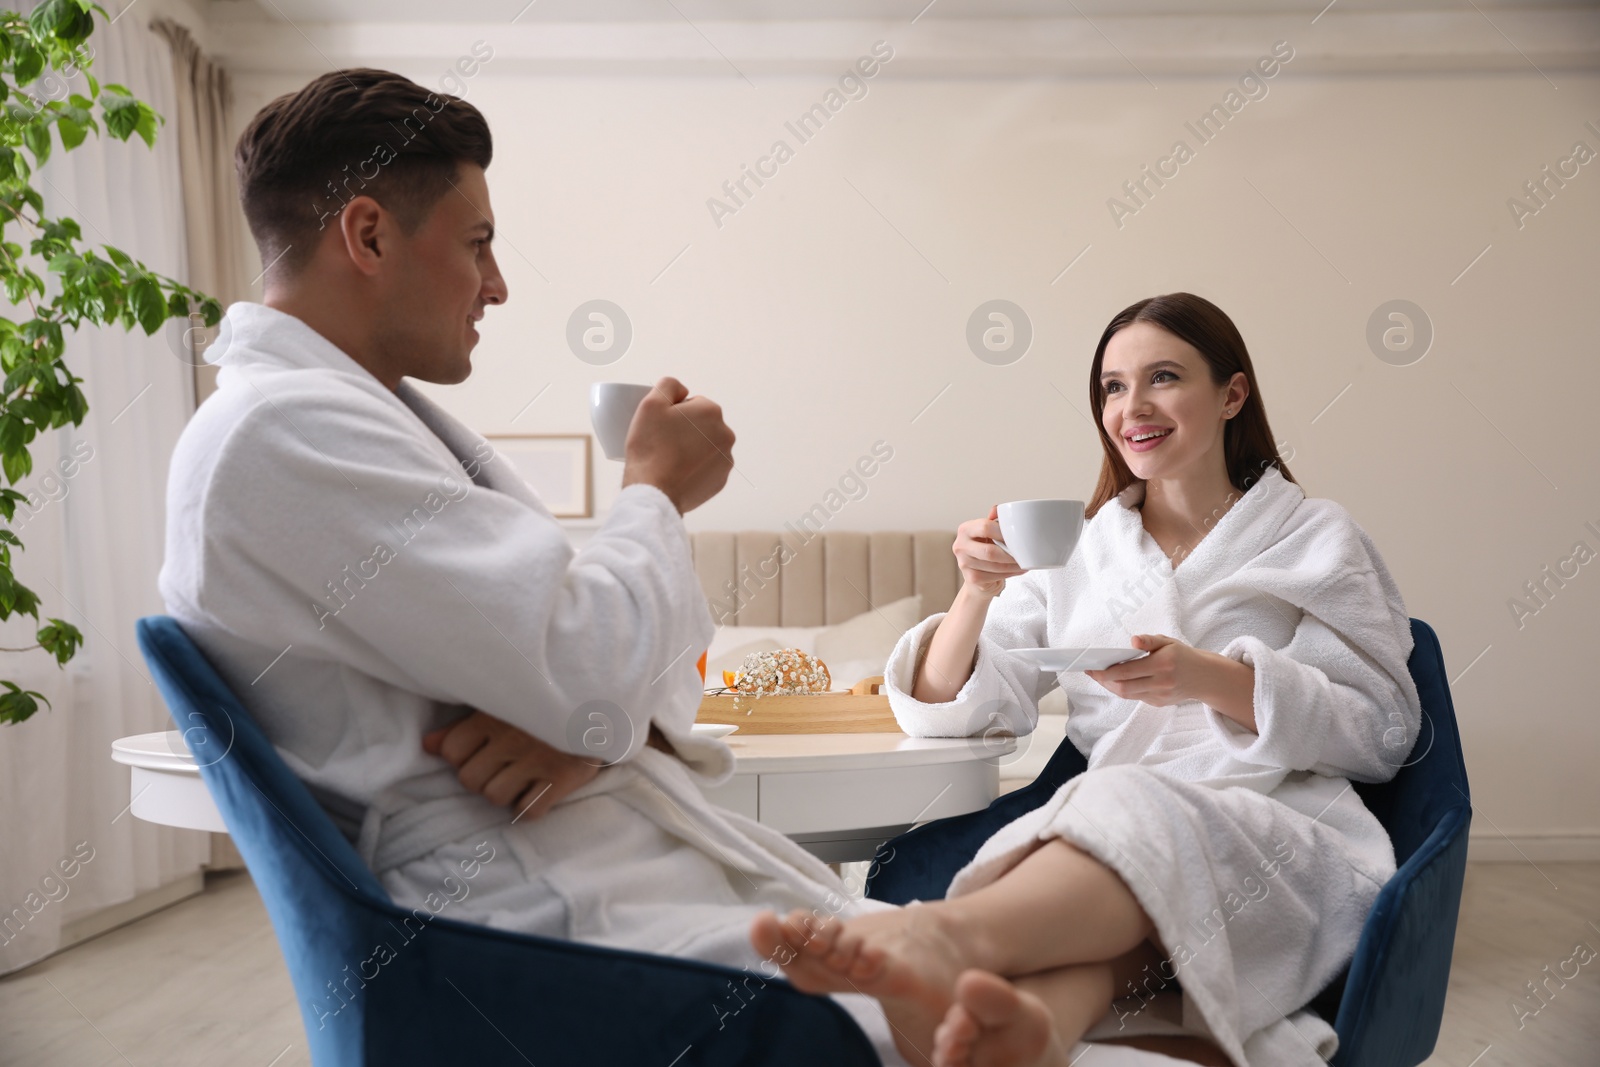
[{"xmin": 1349, "ymin": 619, "xmax": 1470, "ymax": 864}]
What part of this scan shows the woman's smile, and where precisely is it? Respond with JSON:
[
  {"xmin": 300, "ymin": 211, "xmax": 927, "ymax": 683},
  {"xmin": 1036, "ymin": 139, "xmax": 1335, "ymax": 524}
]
[{"xmin": 1124, "ymin": 425, "xmax": 1173, "ymax": 453}]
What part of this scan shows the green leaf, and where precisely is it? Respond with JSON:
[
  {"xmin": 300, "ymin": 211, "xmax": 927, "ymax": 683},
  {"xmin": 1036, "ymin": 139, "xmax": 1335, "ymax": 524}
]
[
  {"xmin": 37, "ymin": 619, "xmax": 83, "ymax": 666},
  {"xmin": 2, "ymin": 445, "xmax": 33, "ymax": 484},
  {"xmin": 10, "ymin": 583, "xmax": 40, "ymax": 620},
  {"xmin": 23, "ymin": 121, "xmax": 50, "ymax": 166},
  {"xmin": 13, "ymin": 42, "xmax": 44, "ymax": 86},
  {"xmin": 0, "ymin": 686, "xmax": 48, "ymax": 726},
  {"xmin": 9, "ymin": 398, "xmax": 45, "ymax": 425},
  {"xmin": 1, "ymin": 358, "xmax": 30, "ymax": 390},
  {"xmin": 131, "ymin": 103, "xmax": 158, "ymax": 148},
  {"xmin": 0, "ymin": 145, "xmax": 30, "ymax": 183},
  {"xmin": 68, "ymin": 6, "xmax": 97, "ymax": 42},
  {"xmin": 56, "ymin": 115, "xmax": 84, "ymax": 149},
  {"xmin": 0, "ymin": 488, "xmax": 25, "ymax": 521},
  {"xmin": 129, "ymin": 274, "xmax": 165, "ymax": 335},
  {"xmin": 30, "ymin": 0, "xmax": 81, "ymax": 39},
  {"xmin": 103, "ymin": 244, "xmax": 132, "ymax": 270},
  {"xmin": 64, "ymin": 382, "xmax": 88, "ymax": 424},
  {"xmin": 0, "ymin": 414, "xmax": 25, "ymax": 454},
  {"xmin": 101, "ymin": 93, "xmax": 137, "ymax": 141}
]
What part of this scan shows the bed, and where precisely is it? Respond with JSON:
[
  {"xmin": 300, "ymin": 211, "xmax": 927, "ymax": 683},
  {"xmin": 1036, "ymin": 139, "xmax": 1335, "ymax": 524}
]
[{"xmin": 689, "ymin": 529, "xmax": 961, "ymax": 626}]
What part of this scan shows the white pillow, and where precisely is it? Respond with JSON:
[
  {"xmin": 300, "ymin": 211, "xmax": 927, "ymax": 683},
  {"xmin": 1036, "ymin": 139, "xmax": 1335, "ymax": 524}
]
[
  {"xmin": 705, "ymin": 626, "xmax": 824, "ymax": 667},
  {"xmin": 705, "ymin": 637, "xmax": 783, "ymax": 682},
  {"xmin": 814, "ymin": 594, "xmax": 924, "ymax": 684},
  {"xmin": 706, "ymin": 595, "xmax": 925, "ymax": 691}
]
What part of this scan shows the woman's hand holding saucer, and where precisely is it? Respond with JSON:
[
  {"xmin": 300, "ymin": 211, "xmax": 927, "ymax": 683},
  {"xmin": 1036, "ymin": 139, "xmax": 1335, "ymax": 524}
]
[
  {"xmin": 1085, "ymin": 634, "xmax": 1207, "ymax": 706},
  {"xmin": 1086, "ymin": 634, "xmax": 1259, "ymax": 730}
]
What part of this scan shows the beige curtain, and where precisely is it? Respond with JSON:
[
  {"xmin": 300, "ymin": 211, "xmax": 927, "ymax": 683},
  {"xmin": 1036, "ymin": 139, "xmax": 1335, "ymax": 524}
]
[
  {"xmin": 1, "ymin": 2, "xmax": 214, "ymax": 975},
  {"xmin": 148, "ymin": 20, "xmax": 248, "ymax": 870},
  {"xmin": 149, "ymin": 18, "xmax": 251, "ymax": 409}
]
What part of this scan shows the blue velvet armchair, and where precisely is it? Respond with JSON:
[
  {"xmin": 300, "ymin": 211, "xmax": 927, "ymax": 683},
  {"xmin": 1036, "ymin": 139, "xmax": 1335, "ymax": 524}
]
[{"xmin": 135, "ymin": 616, "xmax": 881, "ymax": 1067}]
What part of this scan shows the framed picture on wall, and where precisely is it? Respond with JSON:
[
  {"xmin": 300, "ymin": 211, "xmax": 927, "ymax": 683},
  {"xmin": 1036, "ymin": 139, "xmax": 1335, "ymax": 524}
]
[{"xmin": 486, "ymin": 434, "xmax": 593, "ymax": 519}]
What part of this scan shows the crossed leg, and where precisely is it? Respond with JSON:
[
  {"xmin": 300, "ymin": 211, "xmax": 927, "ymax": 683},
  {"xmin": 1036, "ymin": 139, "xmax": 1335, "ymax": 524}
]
[
  {"xmin": 935, "ymin": 961, "xmax": 1233, "ymax": 1067},
  {"xmin": 750, "ymin": 838, "xmax": 1168, "ymax": 1066}
]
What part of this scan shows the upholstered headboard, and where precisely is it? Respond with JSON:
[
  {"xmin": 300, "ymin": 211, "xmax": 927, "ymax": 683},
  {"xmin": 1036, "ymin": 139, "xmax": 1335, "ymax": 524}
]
[{"xmin": 690, "ymin": 531, "xmax": 960, "ymax": 627}]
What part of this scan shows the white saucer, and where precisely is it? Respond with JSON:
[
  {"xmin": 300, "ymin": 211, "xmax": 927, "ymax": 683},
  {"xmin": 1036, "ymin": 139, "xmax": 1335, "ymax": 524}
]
[
  {"xmin": 691, "ymin": 722, "xmax": 739, "ymax": 739},
  {"xmin": 1004, "ymin": 647, "xmax": 1150, "ymax": 672}
]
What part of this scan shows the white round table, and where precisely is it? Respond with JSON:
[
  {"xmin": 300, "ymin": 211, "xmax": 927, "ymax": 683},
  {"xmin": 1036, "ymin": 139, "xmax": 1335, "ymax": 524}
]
[{"xmin": 112, "ymin": 729, "xmax": 1014, "ymax": 863}]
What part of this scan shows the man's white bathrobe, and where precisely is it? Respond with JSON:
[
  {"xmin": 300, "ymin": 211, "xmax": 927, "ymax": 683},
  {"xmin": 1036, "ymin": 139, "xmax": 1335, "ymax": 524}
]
[
  {"xmin": 883, "ymin": 465, "xmax": 1423, "ymax": 1066},
  {"xmin": 158, "ymin": 302, "xmax": 908, "ymax": 1062}
]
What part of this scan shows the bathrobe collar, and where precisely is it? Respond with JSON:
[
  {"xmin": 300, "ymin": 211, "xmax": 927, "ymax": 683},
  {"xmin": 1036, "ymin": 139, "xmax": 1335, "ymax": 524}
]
[
  {"xmin": 210, "ymin": 300, "xmax": 375, "ymax": 378},
  {"xmin": 209, "ymin": 301, "xmax": 540, "ymax": 506},
  {"xmin": 1103, "ymin": 465, "xmax": 1306, "ymax": 591}
]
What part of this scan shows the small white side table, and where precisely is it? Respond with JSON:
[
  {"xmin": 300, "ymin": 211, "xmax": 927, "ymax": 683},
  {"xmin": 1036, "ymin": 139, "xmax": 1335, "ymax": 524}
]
[
  {"xmin": 112, "ymin": 729, "xmax": 1014, "ymax": 863},
  {"xmin": 699, "ymin": 732, "xmax": 1011, "ymax": 862},
  {"xmin": 111, "ymin": 731, "xmax": 229, "ymax": 833}
]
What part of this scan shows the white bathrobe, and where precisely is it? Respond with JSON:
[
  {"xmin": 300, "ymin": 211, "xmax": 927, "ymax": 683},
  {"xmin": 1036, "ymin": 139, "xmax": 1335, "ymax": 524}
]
[
  {"xmin": 158, "ymin": 302, "xmax": 909, "ymax": 1063},
  {"xmin": 882, "ymin": 465, "xmax": 1423, "ymax": 1066}
]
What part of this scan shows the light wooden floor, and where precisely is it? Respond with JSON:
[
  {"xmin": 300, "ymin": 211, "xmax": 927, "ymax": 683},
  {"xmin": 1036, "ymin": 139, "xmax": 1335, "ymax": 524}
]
[{"xmin": 1, "ymin": 863, "xmax": 1596, "ymax": 1066}]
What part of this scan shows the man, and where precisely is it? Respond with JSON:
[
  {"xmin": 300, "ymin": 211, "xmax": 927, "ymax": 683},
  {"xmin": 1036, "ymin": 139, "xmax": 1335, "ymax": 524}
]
[{"xmin": 159, "ymin": 68, "xmax": 907, "ymax": 1063}]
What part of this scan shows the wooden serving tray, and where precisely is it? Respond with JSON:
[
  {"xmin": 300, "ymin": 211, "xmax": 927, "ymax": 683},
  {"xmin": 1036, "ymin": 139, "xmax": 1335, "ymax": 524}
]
[{"xmin": 696, "ymin": 676, "xmax": 901, "ymax": 734}]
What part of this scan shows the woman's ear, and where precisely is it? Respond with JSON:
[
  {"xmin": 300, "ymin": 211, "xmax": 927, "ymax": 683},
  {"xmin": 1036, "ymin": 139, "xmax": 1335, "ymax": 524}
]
[{"xmin": 1228, "ymin": 371, "xmax": 1250, "ymax": 412}]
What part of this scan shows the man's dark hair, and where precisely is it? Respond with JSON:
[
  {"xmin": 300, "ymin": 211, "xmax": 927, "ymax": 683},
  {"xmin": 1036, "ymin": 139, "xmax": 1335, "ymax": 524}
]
[{"xmin": 234, "ymin": 68, "xmax": 493, "ymax": 277}]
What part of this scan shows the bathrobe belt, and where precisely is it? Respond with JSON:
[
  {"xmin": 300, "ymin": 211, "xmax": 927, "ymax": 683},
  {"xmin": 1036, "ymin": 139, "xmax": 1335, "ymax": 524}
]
[{"xmin": 350, "ymin": 770, "xmax": 513, "ymax": 877}]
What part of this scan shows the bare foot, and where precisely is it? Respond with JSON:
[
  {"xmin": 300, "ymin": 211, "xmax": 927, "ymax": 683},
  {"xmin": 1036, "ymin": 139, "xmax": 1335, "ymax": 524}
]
[
  {"xmin": 749, "ymin": 904, "xmax": 974, "ymax": 1066},
  {"xmin": 934, "ymin": 970, "xmax": 1070, "ymax": 1067}
]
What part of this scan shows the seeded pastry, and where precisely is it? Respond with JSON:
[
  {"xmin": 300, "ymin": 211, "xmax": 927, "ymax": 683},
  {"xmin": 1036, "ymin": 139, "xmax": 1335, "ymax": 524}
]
[{"xmin": 725, "ymin": 649, "xmax": 832, "ymax": 696}]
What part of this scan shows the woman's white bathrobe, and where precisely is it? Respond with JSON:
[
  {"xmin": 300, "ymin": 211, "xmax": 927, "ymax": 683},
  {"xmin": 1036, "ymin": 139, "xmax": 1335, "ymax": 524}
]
[
  {"xmin": 882, "ymin": 466, "xmax": 1423, "ymax": 1066},
  {"xmin": 158, "ymin": 302, "xmax": 909, "ymax": 1063}
]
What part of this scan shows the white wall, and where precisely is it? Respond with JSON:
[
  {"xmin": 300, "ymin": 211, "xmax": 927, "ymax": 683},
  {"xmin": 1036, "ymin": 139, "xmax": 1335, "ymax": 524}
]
[{"xmin": 225, "ymin": 29, "xmax": 1600, "ymax": 858}]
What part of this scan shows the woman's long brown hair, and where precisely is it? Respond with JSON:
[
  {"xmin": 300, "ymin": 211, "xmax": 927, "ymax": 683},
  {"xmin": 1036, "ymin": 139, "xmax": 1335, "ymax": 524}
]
[{"xmin": 1084, "ymin": 292, "xmax": 1297, "ymax": 520}]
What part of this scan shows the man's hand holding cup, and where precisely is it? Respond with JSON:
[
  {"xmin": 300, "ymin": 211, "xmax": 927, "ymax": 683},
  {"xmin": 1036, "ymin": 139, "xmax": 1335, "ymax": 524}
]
[{"xmin": 591, "ymin": 377, "xmax": 736, "ymax": 515}]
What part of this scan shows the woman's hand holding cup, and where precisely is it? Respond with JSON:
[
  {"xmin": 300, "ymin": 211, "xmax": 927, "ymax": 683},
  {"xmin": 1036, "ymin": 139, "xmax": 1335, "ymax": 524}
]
[{"xmin": 954, "ymin": 505, "xmax": 1027, "ymax": 598}]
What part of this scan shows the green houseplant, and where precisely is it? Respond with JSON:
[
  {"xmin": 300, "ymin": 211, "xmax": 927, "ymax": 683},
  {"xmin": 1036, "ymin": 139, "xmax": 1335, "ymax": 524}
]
[{"xmin": 0, "ymin": 0, "xmax": 219, "ymax": 724}]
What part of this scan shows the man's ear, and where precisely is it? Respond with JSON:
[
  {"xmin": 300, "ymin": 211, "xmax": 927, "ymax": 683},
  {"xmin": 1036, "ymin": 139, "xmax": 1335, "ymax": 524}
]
[{"xmin": 335, "ymin": 195, "xmax": 390, "ymax": 278}]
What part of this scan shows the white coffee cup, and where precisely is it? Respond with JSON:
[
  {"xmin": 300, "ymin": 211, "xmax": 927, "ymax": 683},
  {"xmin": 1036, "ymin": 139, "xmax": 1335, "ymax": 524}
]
[
  {"xmin": 994, "ymin": 499, "xmax": 1085, "ymax": 570},
  {"xmin": 589, "ymin": 382, "xmax": 654, "ymax": 461}
]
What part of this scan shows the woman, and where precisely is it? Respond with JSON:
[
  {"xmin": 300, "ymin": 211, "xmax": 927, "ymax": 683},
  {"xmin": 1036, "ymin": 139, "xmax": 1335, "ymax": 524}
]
[{"xmin": 750, "ymin": 293, "xmax": 1422, "ymax": 1067}]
